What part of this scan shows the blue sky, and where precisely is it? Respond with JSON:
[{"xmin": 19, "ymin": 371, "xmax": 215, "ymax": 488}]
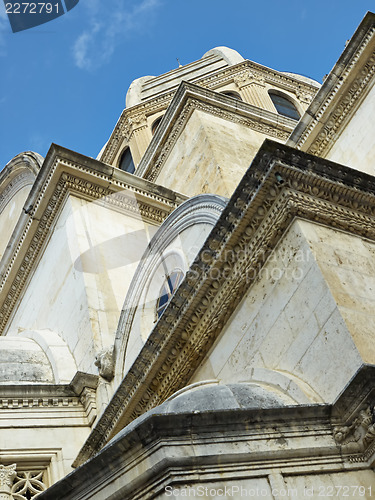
[{"xmin": 0, "ymin": 0, "xmax": 373, "ymax": 170}]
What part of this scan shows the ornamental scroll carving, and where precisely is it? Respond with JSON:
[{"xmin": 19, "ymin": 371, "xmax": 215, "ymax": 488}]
[
  {"xmin": 334, "ymin": 405, "xmax": 375, "ymax": 460},
  {"xmin": 0, "ymin": 465, "xmax": 46, "ymax": 499}
]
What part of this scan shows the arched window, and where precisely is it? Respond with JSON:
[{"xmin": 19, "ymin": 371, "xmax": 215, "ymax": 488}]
[
  {"xmin": 156, "ymin": 270, "xmax": 184, "ymax": 319},
  {"xmin": 221, "ymin": 91, "xmax": 242, "ymax": 100},
  {"xmin": 152, "ymin": 116, "xmax": 164, "ymax": 135},
  {"xmin": 118, "ymin": 147, "xmax": 135, "ymax": 174},
  {"xmin": 269, "ymin": 92, "xmax": 300, "ymax": 120}
]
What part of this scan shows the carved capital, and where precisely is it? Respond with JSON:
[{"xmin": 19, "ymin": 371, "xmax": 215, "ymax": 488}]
[
  {"xmin": 334, "ymin": 405, "xmax": 375, "ymax": 459},
  {"xmin": 128, "ymin": 112, "xmax": 147, "ymax": 130},
  {"xmin": 120, "ymin": 120, "xmax": 132, "ymax": 141},
  {"xmin": 0, "ymin": 464, "xmax": 16, "ymax": 497},
  {"xmin": 234, "ymin": 70, "xmax": 265, "ymax": 88},
  {"xmin": 295, "ymin": 90, "xmax": 314, "ymax": 104},
  {"xmin": 95, "ymin": 346, "xmax": 115, "ymax": 381}
]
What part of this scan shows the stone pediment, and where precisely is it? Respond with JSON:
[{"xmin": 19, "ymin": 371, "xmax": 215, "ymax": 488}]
[
  {"xmin": 73, "ymin": 139, "xmax": 375, "ymax": 466},
  {"xmin": 0, "ymin": 145, "xmax": 186, "ymax": 336}
]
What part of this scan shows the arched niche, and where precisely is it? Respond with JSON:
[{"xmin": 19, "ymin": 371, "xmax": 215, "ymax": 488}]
[
  {"xmin": 0, "ymin": 152, "xmax": 42, "ymax": 261},
  {"xmin": 113, "ymin": 194, "xmax": 227, "ymax": 383}
]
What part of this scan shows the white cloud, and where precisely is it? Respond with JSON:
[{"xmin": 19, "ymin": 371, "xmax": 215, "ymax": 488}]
[{"xmin": 72, "ymin": 0, "xmax": 161, "ymax": 70}]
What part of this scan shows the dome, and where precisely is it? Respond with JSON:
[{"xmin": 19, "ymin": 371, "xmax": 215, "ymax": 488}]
[
  {"xmin": 282, "ymin": 72, "xmax": 321, "ymax": 87},
  {"xmin": 0, "ymin": 337, "xmax": 54, "ymax": 384},
  {"xmin": 202, "ymin": 47, "xmax": 244, "ymax": 65},
  {"xmin": 106, "ymin": 380, "xmax": 294, "ymax": 451},
  {"xmin": 160, "ymin": 381, "xmax": 291, "ymax": 413}
]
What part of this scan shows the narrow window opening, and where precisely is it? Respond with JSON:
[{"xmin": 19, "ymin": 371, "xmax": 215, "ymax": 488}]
[
  {"xmin": 269, "ymin": 92, "xmax": 300, "ymax": 120},
  {"xmin": 119, "ymin": 147, "xmax": 135, "ymax": 174},
  {"xmin": 152, "ymin": 116, "xmax": 164, "ymax": 135},
  {"xmin": 221, "ymin": 91, "xmax": 242, "ymax": 100}
]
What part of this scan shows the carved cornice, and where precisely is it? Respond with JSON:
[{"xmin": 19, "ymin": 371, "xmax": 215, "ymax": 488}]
[
  {"xmin": 0, "ymin": 146, "xmax": 185, "ymax": 335},
  {"xmin": 289, "ymin": 13, "xmax": 375, "ymax": 154},
  {"xmin": 73, "ymin": 140, "xmax": 375, "ymax": 466},
  {"xmin": 100, "ymin": 60, "xmax": 319, "ymax": 165},
  {"xmin": 308, "ymin": 49, "xmax": 375, "ymax": 156},
  {"xmin": 0, "ymin": 396, "xmax": 80, "ymax": 409}
]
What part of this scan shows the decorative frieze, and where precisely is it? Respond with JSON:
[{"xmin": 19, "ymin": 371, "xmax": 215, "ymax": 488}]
[{"xmin": 292, "ymin": 26, "xmax": 375, "ymax": 154}]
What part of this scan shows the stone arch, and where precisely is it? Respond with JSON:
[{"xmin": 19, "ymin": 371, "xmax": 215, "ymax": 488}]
[{"xmin": 114, "ymin": 194, "xmax": 227, "ymax": 383}]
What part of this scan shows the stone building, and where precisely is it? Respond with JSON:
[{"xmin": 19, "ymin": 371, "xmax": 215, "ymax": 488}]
[{"xmin": 0, "ymin": 11, "xmax": 375, "ymax": 500}]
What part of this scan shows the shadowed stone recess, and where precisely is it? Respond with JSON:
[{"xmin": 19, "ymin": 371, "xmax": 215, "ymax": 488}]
[{"xmin": 0, "ymin": 337, "xmax": 54, "ymax": 384}]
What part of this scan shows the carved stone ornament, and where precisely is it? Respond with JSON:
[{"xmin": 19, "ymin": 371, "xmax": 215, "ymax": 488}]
[
  {"xmin": 0, "ymin": 464, "xmax": 16, "ymax": 497},
  {"xmin": 234, "ymin": 70, "xmax": 265, "ymax": 88},
  {"xmin": 0, "ymin": 465, "xmax": 46, "ymax": 500},
  {"xmin": 128, "ymin": 112, "xmax": 147, "ymax": 129},
  {"xmin": 95, "ymin": 346, "xmax": 115, "ymax": 381},
  {"xmin": 334, "ymin": 405, "xmax": 375, "ymax": 460}
]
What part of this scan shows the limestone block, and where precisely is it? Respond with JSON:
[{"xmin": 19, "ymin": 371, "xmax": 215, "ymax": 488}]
[
  {"xmin": 327, "ymin": 83, "xmax": 375, "ymax": 175},
  {"xmin": 0, "ymin": 186, "xmax": 31, "ymax": 261},
  {"xmin": 190, "ymin": 219, "xmax": 366, "ymax": 404},
  {"xmin": 155, "ymin": 109, "xmax": 282, "ymax": 198}
]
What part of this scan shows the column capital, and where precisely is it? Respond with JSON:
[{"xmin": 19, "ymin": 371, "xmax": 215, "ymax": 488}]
[{"xmin": 0, "ymin": 464, "xmax": 16, "ymax": 499}]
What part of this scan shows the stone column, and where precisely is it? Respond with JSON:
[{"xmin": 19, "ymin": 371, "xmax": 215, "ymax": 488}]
[
  {"xmin": 234, "ymin": 71, "xmax": 275, "ymax": 111},
  {"xmin": 0, "ymin": 464, "xmax": 16, "ymax": 500},
  {"xmin": 128, "ymin": 112, "xmax": 150, "ymax": 166}
]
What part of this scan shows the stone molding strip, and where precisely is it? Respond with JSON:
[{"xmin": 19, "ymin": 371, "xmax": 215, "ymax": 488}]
[
  {"xmin": 43, "ymin": 404, "xmax": 365, "ymax": 500},
  {"xmin": 0, "ymin": 145, "xmax": 186, "ymax": 335},
  {"xmin": 0, "ymin": 376, "xmax": 98, "ymax": 425},
  {"xmin": 73, "ymin": 140, "xmax": 375, "ymax": 466},
  {"xmin": 288, "ymin": 12, "xmax": 375, "ymax": 156},
  {"xmin": 0, "ymin": 152, "xmax": 42, "ymax": 215}
]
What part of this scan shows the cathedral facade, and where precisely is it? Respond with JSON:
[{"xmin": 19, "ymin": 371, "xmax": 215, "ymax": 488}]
[{"xmin": 0, "ymin": 11, "xmax": 375, "ymax": 500}]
